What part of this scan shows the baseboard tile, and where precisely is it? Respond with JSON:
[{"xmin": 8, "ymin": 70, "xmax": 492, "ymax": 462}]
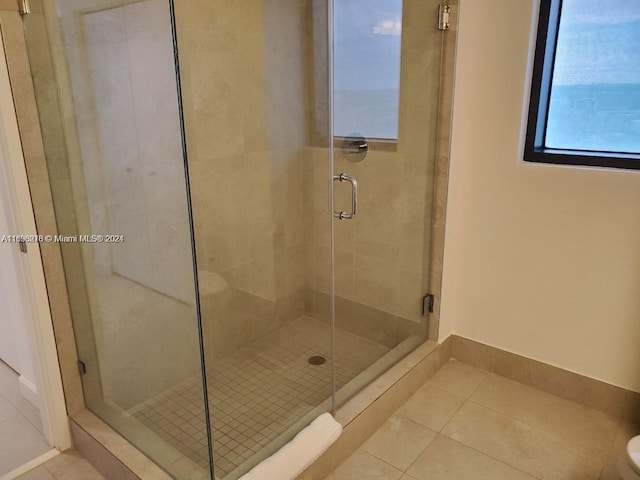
[{"xmin": 450, "ymin": 335, "xmax": 637, "ymax": 420}]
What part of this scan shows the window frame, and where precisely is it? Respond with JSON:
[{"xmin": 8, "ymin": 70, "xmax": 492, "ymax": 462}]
[{"xmin": 524, "ymin": 0, "xmax": 640, "ymax": 170}]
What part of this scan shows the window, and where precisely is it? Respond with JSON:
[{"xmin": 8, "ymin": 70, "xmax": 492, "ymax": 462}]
[
  {"xmin": 333, "ymin": 0, "xmax": 403, "ymax": 140},
  {"xmin": 524, "ymin": 0, "xmax": 640, "ymax": 170}
]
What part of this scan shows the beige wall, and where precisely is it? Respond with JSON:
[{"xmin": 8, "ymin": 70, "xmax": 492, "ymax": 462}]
[{"xmin": 440, "ymin": 0, "xmax": 640, "ymax": 392}]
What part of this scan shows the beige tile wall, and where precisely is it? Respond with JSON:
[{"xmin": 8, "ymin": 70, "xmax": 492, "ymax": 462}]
[
  {"xmin": 57, "ymin": 0, "xmax": 194, "ymax": 304},
  {"xmin": 0, "ymin": 0, "xmax": 18, "ymax": 12},
  {"xmin": 174, "ymin": 0, "xmax": 313, "ymax": 360}
]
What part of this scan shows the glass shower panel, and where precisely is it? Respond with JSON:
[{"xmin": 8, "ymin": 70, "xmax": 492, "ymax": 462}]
[
  {"xmin": 172, "ymin": 1, "xmax": 333, "ymax": 478},
  {"xmin": 22, "ymin": 1, "xmax": 212, "ymax": 478},
  {"xmin": 19, "ymin": 0, "xmax": 446, "ymax": 476},
  {"xmin": 330, "ymin": 0, "xmax": 444, "ymax": 406}
]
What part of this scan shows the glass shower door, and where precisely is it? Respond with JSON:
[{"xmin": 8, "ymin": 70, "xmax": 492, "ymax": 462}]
[
  {"xmin": 329, "ymin": 0, "xmax": 445, "ymax": 406},
  {"xmin": 19, "ymin": 0, "xmax": 447, "ymax": 477},
  {"xmin": 172, "ymin": 1, "xmax": 334, "ymax": 478},
  {"xmin": 21, "ymin": 1, "xmax": 214, "ymax": 478}
]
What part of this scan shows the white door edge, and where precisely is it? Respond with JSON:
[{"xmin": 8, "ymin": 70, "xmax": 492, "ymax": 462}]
[{"xmin": 0, "ymin": 25, "xmax": 72, "ymax": 451}]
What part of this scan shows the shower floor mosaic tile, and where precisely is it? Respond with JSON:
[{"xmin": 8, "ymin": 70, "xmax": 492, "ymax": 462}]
[{"xmin": 128, "ymin": 316, "xmax": 389, "ymax": 478}]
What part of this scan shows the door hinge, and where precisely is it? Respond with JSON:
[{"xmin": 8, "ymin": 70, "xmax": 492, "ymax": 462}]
[
  {"xmin": 19, "ymin": 0, "xmax": 31, "ymax": 15},
  {"xmin": 18, "ymin": 240, "xmax": 27, "ymax": 253},
  {"xmin": 422, "ymin": 293, "xmax": 435, "ymax": 315},
  {"xmin": 77, "ymin": 361, "xmax": 86, "ymax": 375},
  {"xmin": 438, "ymin": 4, "xmax": 451, "ymax": 31}
]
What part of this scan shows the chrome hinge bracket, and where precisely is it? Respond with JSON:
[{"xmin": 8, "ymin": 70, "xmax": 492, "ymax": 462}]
[
  {"xmin": 78, "ymin": 360, "xmax": 87, "ymax": 375},
  {"xmin": 422, "ymin": 293, "xmax": 435, "ymax": 315},
  {"xmin": 438, "ymin": 4, "xmax": 451, "ymax": 31},
  {"xmin": 19, "ymin": 0, "xmax": 31, "ymax": 15},
  {"xmin": 18, "ymin": 240, "xmax": 27, "ymax": 253}
]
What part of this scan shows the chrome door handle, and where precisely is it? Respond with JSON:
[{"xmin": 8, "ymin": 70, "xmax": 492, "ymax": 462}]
[{"xmin": 333, "ymin": 173, "xmax": 357, "ymax": 220}]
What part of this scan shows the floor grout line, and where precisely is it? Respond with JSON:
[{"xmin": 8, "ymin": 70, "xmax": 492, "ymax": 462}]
[
  {"xmin": 462, "ymin": 396, "xmax": 617, "ymax": 459},
  {"xmin": 335, "ymin": 359, "xmax": 618, "ymax": 480},
  {"xmin": 436, "ymin": 433, "xmax": 544, "ymax": 480}
]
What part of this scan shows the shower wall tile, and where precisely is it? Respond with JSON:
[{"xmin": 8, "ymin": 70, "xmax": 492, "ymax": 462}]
[
  {"xmin": 183, "ymin": 28, "xmax": 246, "ymax": 160},
  {"xmin": 106, "ymin": 175, "xmax": 153, "ymax": 286},
  {"xmin": 174, "ymin": 0, "xmax": 313, "ymax": 358},
  {"xmin": 397, "ymin": 268, "xmax": 425, "ymax": 323},
  {"xmin": 144, "ymin": 163, "xmax": 195, "ymax": 303},
  {"xmin": 0, "ymin": 0, "xmax": 18, "ymax": 11},
  {"xmin": 188, "ymin": 155, "xmax": 250, "ymax": 272},
  {"xmin": 202, "ymin": 289, "xmax": 306, "ymax": 363},
  {"xmin": 204, "ymin": 302, "xmax": 255, "ymax": 361},
  {"xmin": 262, "ymin": 0, "xmax": 309, "ymax": 150},
  {"xmin": 352, "ymin": 152, "xmax": 403, "ymax": 264},
  {"xmin": 399, "ymin": 173, "xmax": 432, "ymax": 271},
  {"xmin": 312, "ymin": 247, "xmax": 354, "ymax": 298},
  {"xmin": 238, "ymin": 34, "xmax": 270, "ymax": 154},
  {"xmin": 245, "ymin": 150, "xmax": 289, "ymax": 258},
  {"xmin": 66, "ymin": 0, "xmax": 194, "ymax": 304},
  {"xmin": 226, "ymin": 252, "xmax": 277, "ymax": 300},
  {"xmin": 174, "ymin": 0, "xmax": 262, "ymax": 33},
  {"xmin": 350, "ymin": 302, "xmax": 401, "ymax": 349},
  {"xmin": 306, "ymin": 289, "xmax": 424, "ymax": 349},
  {"xmin": 354, "ymin": 255, "xmax": 400, "ymax": 314},
  {"xmin": 93, "ymin": 274, "xmax": 201, "ymax": 409},
  {"xmin": 124, "ymin": 0, "xmax": 182, "ymax": 167}
]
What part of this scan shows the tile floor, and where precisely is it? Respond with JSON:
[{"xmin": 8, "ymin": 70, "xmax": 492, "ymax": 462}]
[
  {"xmin": 0, "ymin": 360, "xmax": 51, "ymax": 476},
  {"xmin": 15, "ymin": 450, "xmax": 104, "ymax": 480},
  {"xmin": 128, "ymin": 317, "xmax": 389, "ymax": 478},
  {"xmin": 326, "ymin": 359, "xmax": 640, "ymax": 480}
]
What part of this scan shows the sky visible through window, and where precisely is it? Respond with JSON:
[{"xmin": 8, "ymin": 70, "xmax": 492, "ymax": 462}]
[
  {"xmin": 333, "ymin": 0, "xmax": 403, "ymax": 140},
  {"xmin": 546, "ymin": 0, "xmax": 640, "ymax": 153}
]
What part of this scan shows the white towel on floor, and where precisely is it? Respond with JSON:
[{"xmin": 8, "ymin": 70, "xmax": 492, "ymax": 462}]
[{"xmin": 238, "ymin": 413, "xmax": 342, "ymax": 480}]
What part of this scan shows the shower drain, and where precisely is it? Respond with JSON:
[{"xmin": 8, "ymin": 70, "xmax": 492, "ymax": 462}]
[{"xmin": 308, "ymin": 355, "xmax": 327, "ymax": 365}]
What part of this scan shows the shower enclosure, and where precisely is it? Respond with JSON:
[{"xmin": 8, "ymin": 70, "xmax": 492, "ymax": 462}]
[{"xmin": 20, "ymin": 0, "xmax": 450, "ymax": 478}]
